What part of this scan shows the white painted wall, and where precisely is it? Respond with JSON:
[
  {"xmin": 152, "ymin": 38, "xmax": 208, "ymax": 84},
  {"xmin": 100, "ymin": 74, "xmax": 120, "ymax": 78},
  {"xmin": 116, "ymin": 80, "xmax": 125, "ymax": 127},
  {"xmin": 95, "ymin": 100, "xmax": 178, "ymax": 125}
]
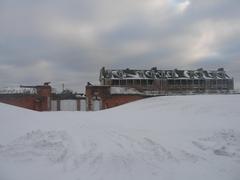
[
  {"xmin": 51, "ymin": 100, "xmax": 58, "ymax": 111},
  {"xmin": 60, "ymin": 100, "xmax": 77, "ymax": 111},
  {"xmin": 80, "ymin": 99, "xmax": 86, "ymax": 111}
]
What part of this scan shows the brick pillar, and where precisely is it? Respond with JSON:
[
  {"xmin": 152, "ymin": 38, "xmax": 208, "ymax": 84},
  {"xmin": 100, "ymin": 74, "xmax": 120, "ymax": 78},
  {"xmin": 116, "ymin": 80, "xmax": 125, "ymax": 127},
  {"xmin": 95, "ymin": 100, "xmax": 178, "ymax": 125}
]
[{"xmin": 36, "ymin": 84, "xmax": 52, "ymax": 111}]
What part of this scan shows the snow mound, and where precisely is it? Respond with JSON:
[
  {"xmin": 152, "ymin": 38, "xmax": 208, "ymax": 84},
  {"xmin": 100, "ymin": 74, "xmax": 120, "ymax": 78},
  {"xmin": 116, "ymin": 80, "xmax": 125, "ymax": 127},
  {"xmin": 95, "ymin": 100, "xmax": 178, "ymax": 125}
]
[
  {"xmin": 192, "ymin": 129, "xmax": 240, "ymax": 160},
  {"xmin": 0, "ymin": 95, "xmax": 240, "ymax": 180},
  {"xmin": 0, "ymin": 130, "xmax": 74, "ymax": 163}
]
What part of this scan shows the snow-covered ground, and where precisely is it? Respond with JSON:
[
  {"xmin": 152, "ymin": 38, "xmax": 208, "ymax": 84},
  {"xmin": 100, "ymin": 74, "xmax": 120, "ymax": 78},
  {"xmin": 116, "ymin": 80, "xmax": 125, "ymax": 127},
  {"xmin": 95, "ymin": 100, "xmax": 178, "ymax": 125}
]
[{"xmin": 0, "ymin": 94, "xmax": 240, "ymax": 180}]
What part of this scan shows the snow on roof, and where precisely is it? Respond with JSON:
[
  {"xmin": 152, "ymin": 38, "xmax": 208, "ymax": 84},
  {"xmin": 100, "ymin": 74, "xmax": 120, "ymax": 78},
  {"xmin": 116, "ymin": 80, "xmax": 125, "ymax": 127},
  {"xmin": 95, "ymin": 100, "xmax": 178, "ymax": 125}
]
[
  {"xmin": 0, "ymin": 87, "xmax": 37, "ymax": 94},
  {"xmin": 100, "ymin": 67, "xmax": 232, "ymax": 80}
]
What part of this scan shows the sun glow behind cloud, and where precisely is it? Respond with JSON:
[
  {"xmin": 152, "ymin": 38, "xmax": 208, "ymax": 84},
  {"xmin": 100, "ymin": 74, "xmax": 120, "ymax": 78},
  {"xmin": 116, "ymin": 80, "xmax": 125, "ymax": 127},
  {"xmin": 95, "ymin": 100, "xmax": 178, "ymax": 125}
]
[
  {"xmin": 167, "ymin": 0, "xmax": 191, "ymax": 13},
  {"xmin": 145, "ymin": 0, "xmax": 190, "ymax": 13},
  {"xmin": 176, "ymin": 0, "xmax": 190, "ymax": 13}
]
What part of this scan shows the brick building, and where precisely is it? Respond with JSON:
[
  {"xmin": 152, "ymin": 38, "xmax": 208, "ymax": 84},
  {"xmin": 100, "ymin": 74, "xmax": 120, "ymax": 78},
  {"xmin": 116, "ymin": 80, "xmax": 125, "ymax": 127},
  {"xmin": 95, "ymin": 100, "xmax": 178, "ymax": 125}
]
[
  {"xmin": 99, "ymin": 67, "xmax": 234, "ymax": 93},
  {"xmin": 84, "ymin": 67, "xmax": 234, "ymax": 111},
  {"xmin": 0, "ymin": 83, "xmax": 51, "ymax": 111}
]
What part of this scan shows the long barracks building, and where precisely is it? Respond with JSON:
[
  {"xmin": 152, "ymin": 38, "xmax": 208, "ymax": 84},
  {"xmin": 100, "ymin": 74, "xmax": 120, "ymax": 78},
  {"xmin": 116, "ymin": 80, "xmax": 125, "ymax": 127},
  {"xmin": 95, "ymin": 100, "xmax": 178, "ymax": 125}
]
[{"xmin": 99, "ymin": 67, "xmax": 234, "ymax": 93}]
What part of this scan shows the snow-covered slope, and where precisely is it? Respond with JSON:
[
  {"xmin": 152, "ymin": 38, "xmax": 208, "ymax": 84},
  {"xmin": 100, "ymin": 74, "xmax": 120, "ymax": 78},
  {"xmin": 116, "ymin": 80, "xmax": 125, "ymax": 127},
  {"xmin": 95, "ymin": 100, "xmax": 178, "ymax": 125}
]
[{"xmin": 0, "ymin": 95, "xmax": 240, "ymax": 180}]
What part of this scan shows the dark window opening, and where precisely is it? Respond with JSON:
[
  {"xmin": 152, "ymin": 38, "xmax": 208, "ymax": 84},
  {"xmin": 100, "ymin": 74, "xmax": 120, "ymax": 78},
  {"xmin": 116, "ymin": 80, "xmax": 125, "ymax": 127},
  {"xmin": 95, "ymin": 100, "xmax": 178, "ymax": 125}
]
[
  {"xmin": 141, "ymin": 80, "xmax": 147, "ymax": 86},
  {"xmin": 135, "ymin": 80, "xmax": 141, "ymax": 85},
  {"xmin": 120, "ymin": 80, "xmax": 126, "ymax": 86},
  {"xmin": 127, "ymin": 80, "xmax": 133, "ymax": 85},
  {"xmin": 148, "ymin": 80, "xmax": 154, "ymax": 85},
  {"xmin": 175, "ymin": 80, "xmax": 180, "ymax": 85},
  {"xmin": 112, "ymin": 80, "xmax": 119, "ymax": 85},
  {"xmin": 187, "ymin": 80, "xmax": 192, "ymax": 85},
  {"xmin": 182, "ymin": 80, "xmax": 187, "ymax": 85},
  {"xmin": 211, "ymin": 80, "xmax": 216, "ymax": 85},
  {"xmin": 194, "ymin": 80, "xmax": 199, "ymax": 85},
  {"xmin": 168, "ymin": 80, "xmax": 174, "ymax": 85}
]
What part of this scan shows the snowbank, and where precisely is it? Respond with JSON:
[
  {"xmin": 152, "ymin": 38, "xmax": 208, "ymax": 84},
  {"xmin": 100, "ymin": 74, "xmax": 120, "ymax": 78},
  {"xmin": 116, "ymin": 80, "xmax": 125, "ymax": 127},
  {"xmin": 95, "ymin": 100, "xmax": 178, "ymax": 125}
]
[
  {"xmin": 110, "ymin": 86, "xmax": 142, "ymax": 94},
  {"xmin": 0, "ymin": 94, "xmax": 240, "ymax": 180}
]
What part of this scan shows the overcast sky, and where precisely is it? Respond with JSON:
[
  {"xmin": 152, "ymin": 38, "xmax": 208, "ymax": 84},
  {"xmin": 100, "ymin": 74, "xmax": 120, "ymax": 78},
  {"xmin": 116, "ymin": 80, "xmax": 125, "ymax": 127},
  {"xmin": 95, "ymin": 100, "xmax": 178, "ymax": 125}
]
[{"xmin": 0, "ymin": 0, "xmax": 239, "ymax": 92}]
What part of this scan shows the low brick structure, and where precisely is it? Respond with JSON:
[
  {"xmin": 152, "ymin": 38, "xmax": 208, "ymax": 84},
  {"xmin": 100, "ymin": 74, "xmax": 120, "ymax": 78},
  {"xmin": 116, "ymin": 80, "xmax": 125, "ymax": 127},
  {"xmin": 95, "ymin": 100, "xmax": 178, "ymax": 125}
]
[
  {"xmin": 0, "ymin": 94, "xmax": 42, "ymax": 111},
  {"xmin": 85, "ymin": 85, "xmax": 146, "ymax": 110},
  {"xmin": 0, "ymin": 83, "xmax": 51, "ymax": 111}
]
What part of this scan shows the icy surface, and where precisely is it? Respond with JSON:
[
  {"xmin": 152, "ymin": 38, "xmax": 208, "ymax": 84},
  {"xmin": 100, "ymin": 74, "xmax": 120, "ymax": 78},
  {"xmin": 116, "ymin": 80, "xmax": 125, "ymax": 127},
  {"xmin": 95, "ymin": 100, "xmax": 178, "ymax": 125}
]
[{"xmin": 0, "ymin": 94, "xmax": 240, "ymax": 180}]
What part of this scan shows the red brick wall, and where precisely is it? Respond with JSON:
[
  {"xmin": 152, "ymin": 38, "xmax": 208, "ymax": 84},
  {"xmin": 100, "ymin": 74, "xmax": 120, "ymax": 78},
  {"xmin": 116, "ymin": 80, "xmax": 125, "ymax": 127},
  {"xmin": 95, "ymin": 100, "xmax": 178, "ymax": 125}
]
[
  {"xmin": 0, "ymin": 84, "xmax": 52, "ymax": 111},
  {"xmin": 85, "ymin": 85, "xmax": 111, "ymax": 111},
  {"xmin": 0, "ymin": 95, "xmax": 42, "ymax": 111},
  {"xmin": 85, "ymin": 85, "xmax": 146, "ymax": 110},
  {"xmin": 103, "ymin": 94, "xmax": 145, "ymax": 109}
]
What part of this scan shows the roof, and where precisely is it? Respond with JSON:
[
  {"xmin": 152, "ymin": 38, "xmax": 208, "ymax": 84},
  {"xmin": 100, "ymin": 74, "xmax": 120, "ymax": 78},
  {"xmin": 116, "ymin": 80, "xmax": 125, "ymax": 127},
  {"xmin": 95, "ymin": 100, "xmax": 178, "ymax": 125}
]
[
  {"xmin": 100, "ymin": 67, "xmax": 232, "ymax": 80},
  {"xmin": 0, "ymin": 87, "xmax": 37, "ymax": 94}
]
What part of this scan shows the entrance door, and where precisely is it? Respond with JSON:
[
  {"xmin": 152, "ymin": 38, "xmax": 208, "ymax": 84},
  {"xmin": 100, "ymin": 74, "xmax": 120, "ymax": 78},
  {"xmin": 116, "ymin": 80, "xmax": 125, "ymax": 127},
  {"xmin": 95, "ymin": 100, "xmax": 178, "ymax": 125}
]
[{"xmin": 93, "ymin": 100, "xmax": 101, "ymax": 111}]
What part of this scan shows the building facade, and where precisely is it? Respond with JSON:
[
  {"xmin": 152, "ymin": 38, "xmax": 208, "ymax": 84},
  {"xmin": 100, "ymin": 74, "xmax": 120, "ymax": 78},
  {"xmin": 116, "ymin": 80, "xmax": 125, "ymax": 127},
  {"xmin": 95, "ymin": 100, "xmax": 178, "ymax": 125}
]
[{"xmin": 99, "ymin": 67, "xmax": 234, "ymax": 93}]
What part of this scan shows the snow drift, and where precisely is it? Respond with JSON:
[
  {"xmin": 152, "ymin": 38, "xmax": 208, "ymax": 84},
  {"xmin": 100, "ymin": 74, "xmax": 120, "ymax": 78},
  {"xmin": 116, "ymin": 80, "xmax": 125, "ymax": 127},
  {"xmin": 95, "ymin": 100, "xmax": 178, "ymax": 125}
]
[{"xmin": 0, "ymin": 95, "xmax": 240, "ymax": 180}]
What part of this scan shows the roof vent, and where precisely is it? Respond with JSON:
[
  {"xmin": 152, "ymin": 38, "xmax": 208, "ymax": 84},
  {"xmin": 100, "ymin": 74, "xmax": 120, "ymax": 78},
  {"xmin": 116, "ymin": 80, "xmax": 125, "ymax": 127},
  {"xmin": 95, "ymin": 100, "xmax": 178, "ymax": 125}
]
[
  {"xmin": 217, "ymin": 68, "xmax": 224, "ymax": 71},
  {"xmin": 151, "ymin": 67, "xmax": 157, "ymax": 71}
]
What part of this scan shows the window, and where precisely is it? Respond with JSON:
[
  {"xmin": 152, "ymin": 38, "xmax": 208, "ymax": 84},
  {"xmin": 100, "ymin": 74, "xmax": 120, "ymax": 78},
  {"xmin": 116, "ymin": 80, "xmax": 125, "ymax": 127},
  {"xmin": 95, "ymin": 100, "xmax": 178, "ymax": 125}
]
[
  {"xmin": 127, "ymin": 80, "xmax": 133, "ymax": 85},
  {"xmin": 168, "ymin": 80, "xmax": 174, "ymax": 85},
  {"xmin": 141, "ymin": 80, "xmax": 147, "ymax": 86},
  {"xmin": 194, "ymin": 80, "xmax": 199, "ymax": 85},
  {"xmin": 135, "ymin": 80, "xmax": 141, "ymax": 85},
  {"xmin": 112, "ymin": 80, "xmax": 119, "ymax": 85},
  {"xmin": 175, "ymin": 80, "xmax": 180, "ymax": 85},
  {"xmin": 120, "ymin": 80, "xmax": 126, "ymax": 86},
  {"xmin": 182, "ymin": 80, "xmax": 187, "ymax": 85},
  {"xmin": 148, "ymin": 80, "xmax": 153, "ymax": 85}
]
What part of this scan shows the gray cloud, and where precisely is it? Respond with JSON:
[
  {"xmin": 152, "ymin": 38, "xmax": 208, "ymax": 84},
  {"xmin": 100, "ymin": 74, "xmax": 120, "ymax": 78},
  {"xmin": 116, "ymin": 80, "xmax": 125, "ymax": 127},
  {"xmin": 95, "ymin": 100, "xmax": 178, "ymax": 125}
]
[{"xmin": 0, "ymin": 0, "xmax": 240, "ymax": 91}]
